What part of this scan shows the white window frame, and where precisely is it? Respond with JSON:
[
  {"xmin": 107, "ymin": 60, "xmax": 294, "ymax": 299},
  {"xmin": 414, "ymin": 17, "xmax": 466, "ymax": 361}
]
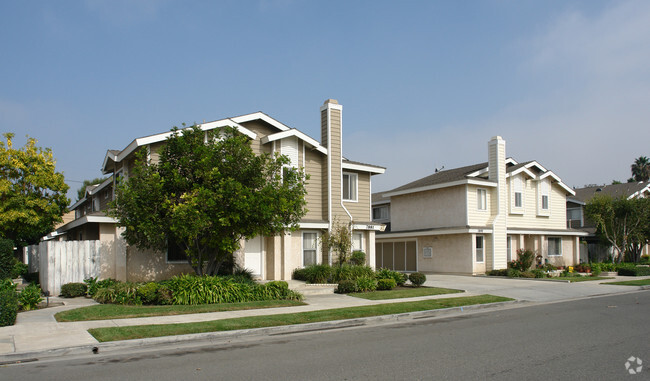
[
  {"xmin": 511, "ymin": 176, "xmax": 524, "ymax": 214},
  {"xmin": 538, "ymin": 180, "xmax": 550, "ymax": 216},
  {"xmin": 477, "ymin": 188, "xmax": 487, "ymax": 211},
  {"xmin": 302, "ymin": 231, "xmax": 319, "ymax": 267},
  {"xmin": 342, "ymin": 172, "xmax": 358, "ymax": 202},
  {"xmin": 352, "ymin": 232, "xmax": 364, "ymax": 253},
  {"xmin": 547, "ymin": 237, "xmax": 562, "ymax": 257},
  {"xmin": 475, "ymin": 235, "xmax": 484, "ymax": 263}
]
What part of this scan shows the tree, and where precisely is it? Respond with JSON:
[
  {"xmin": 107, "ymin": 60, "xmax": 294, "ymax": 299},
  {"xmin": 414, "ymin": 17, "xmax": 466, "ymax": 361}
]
[
  {"xmin": 0, "ymin": 133, "xmax": 69, "ymax": 247},
  {"xmin": 321, "ymin": 220, "xmax": 353, "ymax": 266},
  {"xmin": 631, "ymin": 156, "xmax": 650, "ymax": 182},
  {"xmin": 76, "ymin": 176, "xmax": 109, "ymax": 201},
  {"xmin": 585, "ymin": 194, "xmax": 650, "ymax": 263},
  {"xmin": 109, "ymin": 125, "xmax": 308, "ymax": 276}
]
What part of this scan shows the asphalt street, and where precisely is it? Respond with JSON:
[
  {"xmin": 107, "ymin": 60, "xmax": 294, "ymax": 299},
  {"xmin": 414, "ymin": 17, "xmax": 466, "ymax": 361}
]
[{"xmin": 3, "ymin": 290, "xmax": 648, "ymax": 380}]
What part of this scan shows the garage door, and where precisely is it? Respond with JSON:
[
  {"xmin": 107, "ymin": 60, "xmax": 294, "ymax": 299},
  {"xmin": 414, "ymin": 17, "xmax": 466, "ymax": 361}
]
[{"xmin": 375, "ymin": 241, "xmax": 417, "ymax": 272}]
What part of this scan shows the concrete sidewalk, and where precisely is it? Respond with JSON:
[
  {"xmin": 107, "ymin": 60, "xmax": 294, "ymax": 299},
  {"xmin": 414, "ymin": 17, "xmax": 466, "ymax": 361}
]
[{"xmin": 0, "ymin": 275, "xmax": 647, "ymax": 363}]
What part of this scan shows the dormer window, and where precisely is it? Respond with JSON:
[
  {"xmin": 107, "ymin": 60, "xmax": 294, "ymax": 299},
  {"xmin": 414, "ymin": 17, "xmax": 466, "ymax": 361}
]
[
  {"xmin": 537, "ymin": 179, "xmax": 551, "ymax": 216},
  {"xmin": 511, "ymin": 176, "xmax": 524, "ymax": 214}
]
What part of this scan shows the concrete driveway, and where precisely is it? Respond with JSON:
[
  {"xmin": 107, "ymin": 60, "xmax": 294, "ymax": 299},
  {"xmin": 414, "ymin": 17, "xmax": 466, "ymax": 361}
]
[{"xmin": 424, "ymin": 274, "xmax": 647, "ymax": 303}]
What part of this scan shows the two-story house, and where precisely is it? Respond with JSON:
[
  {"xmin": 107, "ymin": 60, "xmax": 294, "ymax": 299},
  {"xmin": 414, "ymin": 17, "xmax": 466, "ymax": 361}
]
[
  {"xmin": 373, "ymin": 136, "xmax": 586, "ymax": 275},
  {"xmin": 55, "ymin": 99, "xmax": 384, "ymax": 282},
  {"xmin": 567, "ymin": 181, "xmax": 650, "ymax": 261}
]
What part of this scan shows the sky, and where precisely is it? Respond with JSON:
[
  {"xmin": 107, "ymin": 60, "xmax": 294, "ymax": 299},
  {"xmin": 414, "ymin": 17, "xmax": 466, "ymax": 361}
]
[{"xmin": 2, "ymin": 0, "xmax": 649, "ymax": 202}]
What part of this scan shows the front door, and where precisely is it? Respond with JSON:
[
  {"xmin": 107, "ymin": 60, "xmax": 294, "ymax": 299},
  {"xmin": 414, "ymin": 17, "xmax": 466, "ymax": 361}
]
[{"xmin": 244, "ymin": 236, "xmax": 263, "ymax": 277}]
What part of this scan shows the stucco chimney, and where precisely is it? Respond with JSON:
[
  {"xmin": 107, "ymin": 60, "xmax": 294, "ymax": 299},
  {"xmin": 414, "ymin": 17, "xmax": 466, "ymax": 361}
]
[{"xmin": 488, "ymin": 136, "xmax": 507, "ymax": 270}]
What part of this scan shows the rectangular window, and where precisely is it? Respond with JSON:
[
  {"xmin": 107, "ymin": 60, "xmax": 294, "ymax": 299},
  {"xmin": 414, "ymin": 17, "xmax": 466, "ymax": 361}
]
[
  {"xmin": 302, "ymin": 232, "xmax": 318, "ymax": 266},
  {"xmin": 475, "ymin": 236, "xmax": 484, "ymax": 263},
  {"xmin": 352, "ymin": 232, "xmax": 363, "ymax": 252},
  {"xmin": 167, "ymin": 240, "xmax": 188, "ymax": 263},
  {"xmin": 513, "ymin": 176, "xmax": 523, "ymax": 209},
  {"xmin": 507, "ymin": 236, "xmax": 512, "ymax": 262},
  {"xmin": 373, "ymin": 206, "xmax": 389, "ymax": 220},
  {"xmin": 548, "ymin": 237, "xmax": 562, "ymax": 256},
  {"xmin": 343, "ymin": 172, "xmax": 358, "ymax": 202},
  {"xmin": 542, "ymin": 195, "xmax": 549, "ymax": 210},
  {"xmin": 515, "ymin": 192, "xmax": 522, "ymax": 208},
  {"xmin": 477, "ymin": 188, "xmax": 487, "ymax": 210}
]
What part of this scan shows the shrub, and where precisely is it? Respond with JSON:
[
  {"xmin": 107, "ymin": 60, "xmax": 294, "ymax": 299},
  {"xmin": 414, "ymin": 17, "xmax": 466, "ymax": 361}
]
[
  {"xmin": 543, "ymin": 263, "xmax": 557, "ymax": 271},
  {"xmin": 519, "ymin": 271, "xmax": 536, "ymax": 278},
  {"xmin": 510, "ymin": 249, "xmax": 535, "ymax": 272},
  {"xmin": 336, "ymin": 280, "xmax": 357, "ymax": 294},
  {"xmin": 19, "ymin": 283, "xmax": 43, "ymax": 310},
  {"xmin": 155, "ymin": 283, "xmax": 174, "ymax": 305},
  {"xmin": 487, "ymin": 269, "xmax": 508, "ymax": 276},
  {"xmin": 531, "ymin": 269, "xmax": 546, "ymax": 278},
  {"xmin": 507, "ymin": 268, "xmax": 521, "ymax": 278},
  {"xmin": 292, "ymin": 268, "xmax": 308, "ymax": 281},
  {"xmin": 84, "ymin": 277, "xmax": 119, "ymax": 297},
  {"xmin": 11, "ymin": 261, "xmax": 28, "ymax": 279},
  {"xmin": 590, "ymin": 263, "xmax": 602, "ymax": 276},
  {"xmin": 377, "ymin": 278, "xmax": 397, "ymax": 290},
  {"xmin": 94, "ymin": 282, "xmax": 141, "ymax": 305},
  {"xmin": 350, "ymin": 251, "xmax": 366, "ymax": 266},
  {"xmin": 136, "ymin": 282, "xmax": 159, "ymax": 304},
  {"xmin": 0, "ymin": 239, "xmax": 14, "ymax": 280},
  {"xmin": 408, "ymin": 272, "xmax": 426, "ymax": 287},
  {"xmin": 23, "ymin": 272, "xmax": 39, "ymax": 284},
  {"xmin": 355, "ymin": 276, "xmax": 378, "ymax": 292},
  {"xmin": 332, "ymin": 264, "xmax": 375, "ymax": 283},
  {"xmin": 60, "ymin": 282, "xmax": 88, "ymax": 298},
  {"xmin": 574, "ymin": 264, "xmax": 591, "ymax": 273},
  {"xmin": 303, "ymin": 264, "xmax": 332, "ymax": 284},
  {"xmin": 253, "ymin": 281, "xmax": 303, "ymax": 301},
  {"xmin": 618, "ymin": 266, "xmax": 650, "ymax": 277},
  {"xmin": 0, "ymin": 279, "xmax": 18, "ymax": 326},
  {"xmin": 233, "ymin": 265, "xmax": 255, "ymax": 281},
  {"xmin": 641, "ymin": 255, "xmax": 650, "ymax": 264},
  {"xmin": 376, "ymin": 268, "xmax": 407, "ymax": 286}
]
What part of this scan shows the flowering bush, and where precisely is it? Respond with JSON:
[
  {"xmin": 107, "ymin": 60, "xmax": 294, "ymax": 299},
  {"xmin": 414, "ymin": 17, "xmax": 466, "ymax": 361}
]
[{"xmin": 508, "ymin": 249, "xmax": 535, "ymax": 272}]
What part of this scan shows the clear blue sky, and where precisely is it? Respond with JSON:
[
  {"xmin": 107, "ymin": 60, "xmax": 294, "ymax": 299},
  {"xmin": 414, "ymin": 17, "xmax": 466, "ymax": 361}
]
[{"xmin": 2, "ymin": 0, "xmax": 649, "ymax": 201}]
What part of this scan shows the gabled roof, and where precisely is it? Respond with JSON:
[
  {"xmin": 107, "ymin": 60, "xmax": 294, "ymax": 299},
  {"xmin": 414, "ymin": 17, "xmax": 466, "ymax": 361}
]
[
  {"xmin": 261, "ymin": 128, "xmax": 327, "ymax": 155},
  {"xmin": 572, "ymin": 181, "xmax": 650, "ymax": 202},
  {"xmin": 68, "ymin": 176, "xmax": 114, "ymax": 210},
  {"xmin": 383, "ymin": 162, "xmax": 495, "ymax": 197},
  {"xmin": 342, "ymin": 159, "xmax": 386, "ymax": 175}
]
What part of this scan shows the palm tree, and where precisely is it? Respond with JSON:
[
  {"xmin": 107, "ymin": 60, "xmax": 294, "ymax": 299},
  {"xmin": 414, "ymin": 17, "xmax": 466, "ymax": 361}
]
[{"xmin": 631, "ymin": 156, "xmax": 650, "ymax": 182}]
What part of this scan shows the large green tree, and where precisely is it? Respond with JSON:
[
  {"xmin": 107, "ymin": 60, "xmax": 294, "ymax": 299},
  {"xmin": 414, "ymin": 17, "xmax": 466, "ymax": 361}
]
[
  {"xmin": 0, "ymin": 133, "xmax": 69, "ymax": 247},
  {"xmin": 585, "ymin": 194, "xmax": 650, "ymax": 263},
  {"xmin": 631, "ymin": 156, "xmax": 650, "ymax": 182},
  {"xmin": 109, "ymin": 125, "xmax": 308, "ymax": 275},
  {"xmin": 76, "ymin": 176, "xmax": 109, "ymax": 201}
]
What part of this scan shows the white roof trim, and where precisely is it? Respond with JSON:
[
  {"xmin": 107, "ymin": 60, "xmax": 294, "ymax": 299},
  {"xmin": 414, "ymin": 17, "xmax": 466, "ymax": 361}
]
[
  {"xmin": 524, "ymin": 161, "xmax": 547, "ymax": 173},
  {"xmin": 231, "ymin": 112, "xmax": 290, "ymax": 132},
  {"xmin": 538, "ymin": 171, "xmax": 575, "ymax": 196},
  {"xmin": 505, "ymin": 158, "xmax": 518, "ymax": 165},
  {"xmin": 261, "ymin": 129, "xmax": 327, "ymax": 155},
  {"xmin": 299, "ymin": 222, "xmax": 329, "ymax": 229},
  {"xmin": 466, "ymin": 167, "xmax": 489, "ymax": 178},
  {"xmin": 342, "ymin": 162, "xmax": 385, "ymax": 174},
  {"xmin": 383, "ymin": 179, "xmax": 497, "ymax": 198},
  {"xmin": 507, "ymin": 228, "xmax": 588, "ymax": 236},
  {"xmin": 629, "ymin": 184, "xmax": 650, "ymax": 199},
  {"xmin": 377, "ymin": 227, "xmax": 493, "ymax": 239},
  {"xmin": 101, "ymin": 151, "xmax": 119, "ymax": 175},
  {"xmin": 57, "ymin": 215, "xmax": 118, "ymax": 232},
  {"xmin": 108, "ymin": 121, "xmax": 258, "ymax": 170},
  {"xmin": 507, "ymin": 167, "xmax": 536, "ymax": 179}
]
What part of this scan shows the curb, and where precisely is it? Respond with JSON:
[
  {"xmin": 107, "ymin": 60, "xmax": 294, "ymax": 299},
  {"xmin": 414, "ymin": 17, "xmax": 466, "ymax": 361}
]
[{"xmin": 0, "ymin": 299, "xmax": 525, "ymax": 365}]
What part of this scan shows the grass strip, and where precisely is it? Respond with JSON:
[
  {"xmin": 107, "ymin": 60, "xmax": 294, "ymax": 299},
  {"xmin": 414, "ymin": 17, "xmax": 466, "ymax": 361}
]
[
  {"xmin": 55, "ymin": 300, "xmax": 305, "ymax": 322},
  {"xmin": 545, "ymin": 276, "xmax": 613, "ymax": 282},
  {"xmin": 603, "ymin": 279, "xmax": 650, "ymax": 286},
  {"xmin": 350, "ymin": 286, "xmax": 463, "ymax": 300},
  {"xmin": 88, "ymin": 294, "xmax": 512, "ymax": 342}
]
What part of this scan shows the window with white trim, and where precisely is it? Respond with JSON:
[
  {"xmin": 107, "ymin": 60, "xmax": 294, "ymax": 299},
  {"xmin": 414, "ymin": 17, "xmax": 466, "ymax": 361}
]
[
  {"xmin": 514, "ymin": 177, "xmax": 523, "ymax": 208},
  {"xmin": 477, "ymin": 188, "xmax": 487, "ymax": 210},
  {"xmin": 342, "ymin": 172, "xmax": 358, "ymax": 202},
  {"xmin": 547, "ymin": 237, "xmax": 562, "ymax": 256},
  {"xmin": 352, "ymin": 232, "xmax": 363, "ymax": 252},
  {"xmin": 475, "ymin": 235, "xmax": 484, "ymax": 263},
  {"xmin": 540, "ymin": 180, "xmax": 550, "ymax": 211},
  {"xmin": 302, "ymin": 232, "xmax": 318, "ymax": 266}
]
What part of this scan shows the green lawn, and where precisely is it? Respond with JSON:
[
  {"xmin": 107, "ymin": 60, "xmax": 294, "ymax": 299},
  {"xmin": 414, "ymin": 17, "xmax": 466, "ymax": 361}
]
[
  {"xmin": 88, "ymin": 294, "xmax": 513, "ymax": 342},
  {"xmin": 55, "ymin": 300, "xmax": 305, "ymax": 322},
  {"xmin": 350, "ymin": 286, "xmax": 463, "ymax": 300},
  {"xmin": 546, "ymin": 276, "xmax": 613, "ymax": 282},
  {"xmin": 603, "ymin": 279, "xmax": 650, "ymax": 286}
]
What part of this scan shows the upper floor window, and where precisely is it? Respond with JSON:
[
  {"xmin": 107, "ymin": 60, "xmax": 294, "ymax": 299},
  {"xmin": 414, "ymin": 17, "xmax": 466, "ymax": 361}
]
[
  {"xmin": 540, "ymin": 180, "xmax": 550, "ymax": 211},
  {"xmin": 477, "ymin": 188, "xmax": 487, "ymax": 210},
  {"xmin": 343, "ymin": 172, "xmax": 358, "ymax": 202},
  {"xmin": 511, "ymin": 176, "xmax": 524, "ymax": 213},
  {"xmin": 373, "ymin": 206, "xmax": 389, "ymax": 220}
]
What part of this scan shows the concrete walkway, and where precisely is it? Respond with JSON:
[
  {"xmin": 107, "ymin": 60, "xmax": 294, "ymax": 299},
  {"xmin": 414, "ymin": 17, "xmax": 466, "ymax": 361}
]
[{"xmin": 0, "ymin": 275, "xmax": 647, "ymax": 363}]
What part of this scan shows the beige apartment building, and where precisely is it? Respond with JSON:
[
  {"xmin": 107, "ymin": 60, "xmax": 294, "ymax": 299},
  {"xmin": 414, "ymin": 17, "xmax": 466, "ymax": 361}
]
[
  {"xmin": 54, "ymin": 99, "xmax": 385, "ymax": 282},
  {"xmin": 373, "ymin": 136, "xmax": 586, "ymax": 275}
]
